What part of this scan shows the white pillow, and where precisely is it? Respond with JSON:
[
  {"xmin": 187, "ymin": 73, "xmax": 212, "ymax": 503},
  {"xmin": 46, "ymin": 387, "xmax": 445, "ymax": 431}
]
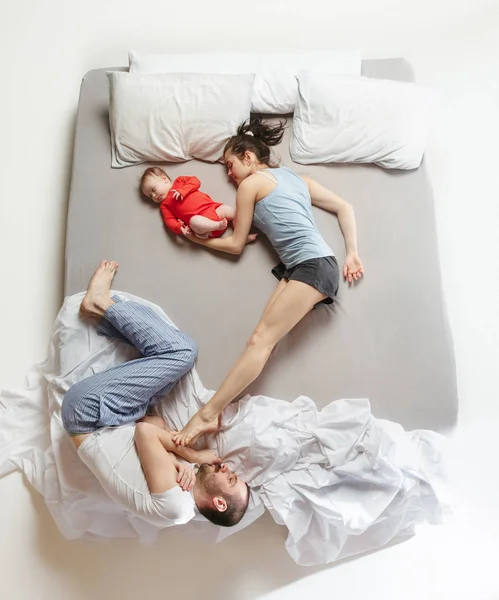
[
  {"xmin": 128, "ymin": 50, "xmax": 361, "ymax": 114},
  {"xmin": 251, "ymin": 51, "xmax": 362, "ymax": 114},
  {"xmin": 290, "ymin": 72, "xmax": 435, "ymax": 170},
  {"xmin": 128, "ymin": 49, "xmax": 260, "ymax": 76},
  {"xmin": 107, "ymin": 71, "xmax": 254, "ymax": 167}
]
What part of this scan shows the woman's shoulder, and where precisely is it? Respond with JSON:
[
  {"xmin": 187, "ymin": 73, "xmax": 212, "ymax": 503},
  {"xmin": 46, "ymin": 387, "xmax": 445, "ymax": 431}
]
[
  {"xmin": 236, "ymin": 174, "xmax": 262, "ymax": 201},
  {"xmin": 241, "ymin": 172, "xmax": 268, "ymax": 188}
]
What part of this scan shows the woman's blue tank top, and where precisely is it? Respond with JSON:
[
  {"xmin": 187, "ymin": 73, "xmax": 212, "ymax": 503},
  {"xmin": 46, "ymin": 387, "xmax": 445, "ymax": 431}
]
[{"xmin": 252, "ymin": 166, "xmax": 334, "ymax": 268}]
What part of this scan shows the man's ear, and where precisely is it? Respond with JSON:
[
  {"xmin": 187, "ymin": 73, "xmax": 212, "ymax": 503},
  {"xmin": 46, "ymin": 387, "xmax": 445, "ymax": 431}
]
[{"xmin": 212, "ymin": 496, "xmax": 227, "ymax": 513}]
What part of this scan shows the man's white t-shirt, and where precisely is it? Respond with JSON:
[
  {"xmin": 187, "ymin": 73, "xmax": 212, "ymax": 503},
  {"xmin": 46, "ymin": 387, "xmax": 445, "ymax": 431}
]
[{"xmin": 78, "ymin": 424, "xmax": 196, "ymax": 527}]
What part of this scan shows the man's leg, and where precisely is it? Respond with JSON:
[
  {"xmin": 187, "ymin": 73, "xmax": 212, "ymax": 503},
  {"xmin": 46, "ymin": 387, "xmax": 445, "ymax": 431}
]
[{"xmin": 62, "ymin": 261, "xmax": 197, "ymax": 441}]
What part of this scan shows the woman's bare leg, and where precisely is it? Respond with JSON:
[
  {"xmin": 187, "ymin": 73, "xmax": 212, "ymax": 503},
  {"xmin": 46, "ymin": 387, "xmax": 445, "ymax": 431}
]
[
  {"xmin": 138, "ymin": 415, "xmax": 169, "ymax": 430},
  {"xmin": 172, "ymin": 281, "xmax": 326, "ymax": 445},
  {"xmin": 260, "ymin": 278, "xmax": 288, "ymax": 320}
]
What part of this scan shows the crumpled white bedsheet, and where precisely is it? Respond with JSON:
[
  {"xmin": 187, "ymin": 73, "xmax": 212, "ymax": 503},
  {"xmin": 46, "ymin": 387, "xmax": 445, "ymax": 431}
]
[{"xmin": 0, "ymin": 292, "xmax": 450, "ymax": 566}]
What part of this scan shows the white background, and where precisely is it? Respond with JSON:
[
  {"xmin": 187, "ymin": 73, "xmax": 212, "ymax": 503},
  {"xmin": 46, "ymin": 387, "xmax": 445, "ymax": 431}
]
[{"xmin": 1, "ymin": 1, "xmax": 499, "ymax": 598}]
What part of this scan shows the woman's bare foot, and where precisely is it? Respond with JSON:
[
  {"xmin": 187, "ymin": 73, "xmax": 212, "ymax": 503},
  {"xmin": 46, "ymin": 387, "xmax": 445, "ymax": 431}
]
[
  {"xmin": 80, "ymin": 260, "xmax": 119, "ymax": 318},
  {"xmin": 172, "ymin": 408, "xmax": 221, "ymax": 447}
]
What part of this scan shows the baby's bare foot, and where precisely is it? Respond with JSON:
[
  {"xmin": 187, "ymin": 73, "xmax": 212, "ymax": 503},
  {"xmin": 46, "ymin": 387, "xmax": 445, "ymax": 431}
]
[
  {"xmin": 80, "ymin": 260, "xmax": 119, "ymax": 318},
  {"xmin": 218, "ymin": 218, "xmax": 228, "ymax": 230}
]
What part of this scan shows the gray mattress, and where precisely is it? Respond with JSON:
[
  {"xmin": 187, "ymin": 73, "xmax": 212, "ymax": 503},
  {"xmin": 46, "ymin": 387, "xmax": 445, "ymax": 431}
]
[{"xmin": 65, "ymin": 59, "xmax": 458, "ymax": 431}]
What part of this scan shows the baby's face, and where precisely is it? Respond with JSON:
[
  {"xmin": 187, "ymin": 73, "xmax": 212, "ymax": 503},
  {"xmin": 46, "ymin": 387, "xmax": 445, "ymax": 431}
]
[{"xmin": 143, "ymin": 175, "xmax": 172, "ymax": 203}]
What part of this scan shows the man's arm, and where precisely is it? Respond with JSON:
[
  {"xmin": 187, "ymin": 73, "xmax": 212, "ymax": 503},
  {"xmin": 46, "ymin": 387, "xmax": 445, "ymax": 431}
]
[
  {"xmin": 137, "ymin": 419, "xmax": 220, "ymax": 464},
  {"xmin": 135, "ymin": 422, "xmax": 219, "ymax": 493},
  {"xmin": 302, "ymin": 175, "xmax": 364, "ymax": 283},
  {"xmin": 184, "ymin": 177, "xmax": 258, "ymax": 254},
  {"xmin": 134, "ymin": 422, "xmax": 195, "ymax": 493}
]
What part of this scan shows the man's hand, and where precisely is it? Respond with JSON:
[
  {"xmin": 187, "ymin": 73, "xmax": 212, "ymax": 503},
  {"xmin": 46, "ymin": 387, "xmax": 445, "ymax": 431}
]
[
  {"xmin": 175, "ymin": 460, "xmax": 196, "ymax": 491},
  {"xmin": 172, "ymin": 190, "xmax": 183, "ymax": 202},
  {"xmin": 343, "ymin": 253, "xmax": 364, "ymax": 283}
]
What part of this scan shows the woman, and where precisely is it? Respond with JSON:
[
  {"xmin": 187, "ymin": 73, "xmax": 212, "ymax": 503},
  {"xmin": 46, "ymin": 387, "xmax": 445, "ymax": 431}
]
[{"xmin": 172, "ymin": 117, "xmax": 364, "ymax": 446}]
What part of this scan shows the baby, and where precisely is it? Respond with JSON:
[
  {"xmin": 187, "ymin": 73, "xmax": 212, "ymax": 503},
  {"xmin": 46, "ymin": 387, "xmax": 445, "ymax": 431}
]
[{"xmin": 141, "ymin": 167, "xmax": 235, "ymax": 239}]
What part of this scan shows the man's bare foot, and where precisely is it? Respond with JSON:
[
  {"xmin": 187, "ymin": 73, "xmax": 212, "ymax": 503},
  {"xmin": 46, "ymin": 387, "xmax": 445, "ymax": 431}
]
[
  {"xmin": 80, "ymin": 260, "xmax": 119, "ymax": 318},
  {"xmin": 172, "ymin": 408, "xmax": 220, "ymax": 447}
]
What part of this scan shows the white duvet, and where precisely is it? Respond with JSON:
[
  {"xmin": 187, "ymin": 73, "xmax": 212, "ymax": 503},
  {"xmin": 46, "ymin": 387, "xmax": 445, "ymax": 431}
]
[{"xmin": 0, "ymin": 293, "xmax": 449, "ymax": 566}]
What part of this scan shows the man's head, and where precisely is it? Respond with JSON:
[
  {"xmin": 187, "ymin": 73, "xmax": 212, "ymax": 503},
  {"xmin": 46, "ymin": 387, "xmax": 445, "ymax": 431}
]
[{"xmin": 193, "ymin": 463, "xmax": 249, "ymax": 527}]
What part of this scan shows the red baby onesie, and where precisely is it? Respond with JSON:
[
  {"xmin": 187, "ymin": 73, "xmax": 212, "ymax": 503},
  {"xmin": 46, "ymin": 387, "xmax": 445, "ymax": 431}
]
[{"xmin": 159, "ymin": 176, "xmax": 226, "ymax": 237}]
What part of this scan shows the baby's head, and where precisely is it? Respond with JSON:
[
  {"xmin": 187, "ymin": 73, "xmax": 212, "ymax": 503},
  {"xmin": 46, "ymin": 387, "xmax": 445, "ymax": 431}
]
[{"xmin": 140, "ymin": 167, "xmax": 172, "ymax": 203}]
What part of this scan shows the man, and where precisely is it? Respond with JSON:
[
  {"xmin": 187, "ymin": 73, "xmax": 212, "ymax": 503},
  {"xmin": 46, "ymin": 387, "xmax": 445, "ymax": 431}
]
[{"xmin": 61, "ymin": 260, "xmax": 249, "ymax": 528}]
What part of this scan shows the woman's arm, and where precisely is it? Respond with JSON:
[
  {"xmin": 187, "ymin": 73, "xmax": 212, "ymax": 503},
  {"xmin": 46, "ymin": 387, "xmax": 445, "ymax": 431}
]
[
  {"xmin": 184, "ymin": 177, "xmax": 259, "ymax": 255},
  {"xmin": 302, "ymin": 176, "xmax": 364, "ymax": 282}
]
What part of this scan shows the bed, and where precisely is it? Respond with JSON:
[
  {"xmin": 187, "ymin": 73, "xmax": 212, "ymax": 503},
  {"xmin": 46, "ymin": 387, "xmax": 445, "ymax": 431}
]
[{"xmin": 64, "ymin": 58, "xmax": 458, "ymax": 432}]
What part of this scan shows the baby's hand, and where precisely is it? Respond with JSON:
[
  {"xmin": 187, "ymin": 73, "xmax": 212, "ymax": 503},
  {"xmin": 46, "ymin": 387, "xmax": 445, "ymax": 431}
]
[
  {"xmin": 246, "ymin": 233, "xmax": 258, "ymax": 244},
  {"xmin": 172, "ymin": 190, "xmax": 183, "ymax": 202},
  {"xmin": 180, "ymin": 224, "xmax": 192, "ymax": 236}
]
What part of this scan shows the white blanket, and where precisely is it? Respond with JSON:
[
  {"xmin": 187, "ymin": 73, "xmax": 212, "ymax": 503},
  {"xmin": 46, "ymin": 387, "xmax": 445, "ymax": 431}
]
[{"xmin": 0, "ymin": 293, "xmax": 449, "ymax": 566}]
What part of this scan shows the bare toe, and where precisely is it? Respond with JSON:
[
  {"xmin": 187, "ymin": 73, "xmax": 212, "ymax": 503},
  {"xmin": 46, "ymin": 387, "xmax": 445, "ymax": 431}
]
[{"xmin": 81, "ymin": 260, "xmax": 118, "ymax": 317}]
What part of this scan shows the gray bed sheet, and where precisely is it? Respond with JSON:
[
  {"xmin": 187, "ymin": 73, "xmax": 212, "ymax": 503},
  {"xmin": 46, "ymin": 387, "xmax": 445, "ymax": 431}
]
[{"xmin": 65, "ymin": 59, "xmax": 458, "ymax": 431}]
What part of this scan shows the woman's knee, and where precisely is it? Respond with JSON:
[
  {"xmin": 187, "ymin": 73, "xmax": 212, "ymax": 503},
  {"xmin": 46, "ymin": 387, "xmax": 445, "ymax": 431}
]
[{"xmin": 246, "ymin": 326, "xmax": 275, "ymax": 354}]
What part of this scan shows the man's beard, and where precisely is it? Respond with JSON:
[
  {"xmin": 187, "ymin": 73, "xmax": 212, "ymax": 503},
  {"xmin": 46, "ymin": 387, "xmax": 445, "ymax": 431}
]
[{"xmin": 196, "ymin": 463, "xmax": 221, "ymax": 493}]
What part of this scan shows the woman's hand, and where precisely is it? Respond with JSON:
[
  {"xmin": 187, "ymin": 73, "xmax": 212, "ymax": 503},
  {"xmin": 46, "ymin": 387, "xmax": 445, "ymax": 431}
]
[
  {"xmin": 343, "ymin": 253, "xmax": 364, "ymax": 283},
  {"xmin": 175, "ymin": 461, "xmax": 196, "ymax": 491}
]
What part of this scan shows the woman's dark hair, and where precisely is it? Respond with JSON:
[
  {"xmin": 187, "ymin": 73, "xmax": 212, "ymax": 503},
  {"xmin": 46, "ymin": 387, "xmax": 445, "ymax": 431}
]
[{"xmin": 223, "ymin": 116, "xmax": 286, "ymax": 167}]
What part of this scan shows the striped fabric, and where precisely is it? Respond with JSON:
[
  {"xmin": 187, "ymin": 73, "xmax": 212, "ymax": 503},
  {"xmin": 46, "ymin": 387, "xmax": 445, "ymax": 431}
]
[{"xmin": 61, "ymin": 298, "xmax": 197, "ymax": 434}]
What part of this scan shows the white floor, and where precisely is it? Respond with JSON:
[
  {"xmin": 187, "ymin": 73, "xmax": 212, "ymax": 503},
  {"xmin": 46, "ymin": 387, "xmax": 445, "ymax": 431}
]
[{"xmin": 1, "ymin": 1, "xmax": 499, "ymax": 599}]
